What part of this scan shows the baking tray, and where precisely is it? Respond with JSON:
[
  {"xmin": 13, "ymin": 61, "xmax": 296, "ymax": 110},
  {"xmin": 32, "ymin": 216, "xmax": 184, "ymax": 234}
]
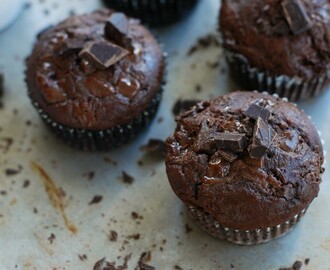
[{"xmin": 0, "ymin": 0, "xmax": 330, "ymax": 269}]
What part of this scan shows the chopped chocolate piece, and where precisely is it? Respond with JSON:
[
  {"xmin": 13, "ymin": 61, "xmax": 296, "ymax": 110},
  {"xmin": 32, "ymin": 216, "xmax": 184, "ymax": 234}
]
[
  {"xmin": 5, "ymin": 168, "xmax": 20, "ymax": 176},
  {"xmin": 174, "ymin": 265, "xmax": 183, "ymax": 270},
  {"xmin": 214, "ymin": 132, "xmax": 248, "ymax": 153},
  {"xmin": 0, "ymin": 73, "xmax": 3, "ymax": 98},
  {"xmin": 23, "ymin": 179, "xmax": 30, "ymax": 188},
  {"xmin": 122, "ymin": 171, "xmax": 134, "ymax": 184},
  {"xmin": 89, "ymin": 195, "xmax": 103, "ymax": 205},
  {"xmin": 56, "ymin": 39, "xmax": 85, "ymax": 55},
  {"xmin": 78, "ymin": 254, "xmax": 88, "ymax": 261},
  {"xmin": 249, "ymin": 117, "xmax": 277, "ymax": 159},
  {"xmin": 218, "ymin": 150, "xmax": 238, "ymax": 162},
  {"xmin": 245, "ymin": 103, "xmax": 270, "ymax": 122},
  {"xmin": 281, "ymin": 0, "xmax": 311, "ymax": 35},
  {"xmin": 104, "ymin": 12, "xmax": 133, "ymax": 50},
  {"xmin": 140, "ymin": 139, "xmax": 167, "ymax": 158},
  {"xmin": 172, "ymin": 99, "xmax": 200, "ymax": 116},
  {"xmin": 109, "ymin": 230, "xmax": 118, "ymax": 242},
  {"xmin": 304, "ymin": 258, "xmax": 310, "ymax": 265},
  {"xmin": 272, "ymin": 19, "xmax": 291, "ymax": 35},
  {"xmin": 79, "ymin": 41, "xmax": 129, "ymax": 70}
]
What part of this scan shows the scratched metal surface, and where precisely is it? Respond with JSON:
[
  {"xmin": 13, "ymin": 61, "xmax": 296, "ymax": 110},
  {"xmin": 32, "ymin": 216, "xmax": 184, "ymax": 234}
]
[{"xmin": 0, "ymin": 0, "xmax": 330, "ymax": 269}]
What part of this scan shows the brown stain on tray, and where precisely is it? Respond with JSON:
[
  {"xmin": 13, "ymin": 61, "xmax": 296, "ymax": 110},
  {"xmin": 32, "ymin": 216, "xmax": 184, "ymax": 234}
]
[{"xmin": 31, "ymin": 161, "xmax": 77, "ymax": 234}]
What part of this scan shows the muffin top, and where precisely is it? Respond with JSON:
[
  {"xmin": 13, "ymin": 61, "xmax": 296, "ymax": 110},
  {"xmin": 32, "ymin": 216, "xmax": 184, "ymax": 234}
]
[
  {"xmin": 27, "ymin": 9, "xmax": 165, "ymax": 130},
  {"xmin": 220, "ymin": 0, "xmax": 330, "ymax": 80},
  {"xmin": 166, "ymin": 91, "xmax": 324, "ymax": 230}
]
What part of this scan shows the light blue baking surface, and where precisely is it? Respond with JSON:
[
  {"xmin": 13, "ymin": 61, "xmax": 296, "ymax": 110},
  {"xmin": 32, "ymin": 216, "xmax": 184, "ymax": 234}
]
[{"xmin": 0, "ymin": 0, "xmax": 329, "ymax": 269}]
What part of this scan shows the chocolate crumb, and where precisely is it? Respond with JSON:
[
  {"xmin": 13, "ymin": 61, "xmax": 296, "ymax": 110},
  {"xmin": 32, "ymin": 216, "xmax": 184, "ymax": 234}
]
[
  {"xmin": 122, "ymin": 171, "xmax": 134, "ymax": 184},
  {"xmin": 94, "ymin": 255, "xmax": 131, "ymax": 270},
  {"xmin": 5, "ymin": 168, "xmax": 21, "ymax": 176},
  {"xmin": 172, "ymin": 99, "xmax": 200, "ymax": 116},
  {"xmin": 0, "ymin": 137, "xmax": 13, "ymax": 153},
  {"xmin": 187, "ymin": 34, "xmax": 220, "ymax": 56},
  {"xmin": 195, "ymin": 84, "xmax": 202, "ymax": 92},
  {"xmin": 131, "ymin": 212, "xmax": 143, "ymax": 220},
  {"xmin": 174, "ymin": 265, "xmax": 183, "ymax": 270},
  {"xmin": 89, "ymin": 195, "xmax": 103, "ymax": 205},
  {"xmin": 109, "ymin": 230, "xmax": 118, "ymax": 242},
  {"xmin": 292, "ymin": 261, "xmax": 302, "ymax": 270},
  {"xmin": 304, "ymin": 258, "xmax": 310, "ymax": 265},
  {"xmin": 83, "ymin": 171, "xmax": 95, "ymax": 181},
  {"xmin": 78, "ymin": 254, "xmax": 88, "ymax": 261},
  {"xmin": 127, "ymin": 233, "xmax": 140, "ymax": 240},
  {"xmin": 185, "ymin": 224, "xmax": 193, "ymax": 234},
  {"xmin": 231, "ymin": 264, "xmax": 234, "ymax": 268},
  {"xmin": 137, "ymin": 160, "xmax": 144, "ymax": 166},
  {"xmin": 23, "ymin": 179, "xmax": 30, "ymax": 188},
  {"xmin": 104, "ymin": 157, "xmax": 118, "ymax": 166},
  {"xmin": 47, "ymin": 233, "xmax": 56, "ymax": 244},
  {"xmin": 140, "ymin": 139, "xmax": 167, "ymax": 159},
  {"xmin": 135, "ymin": 251, "xmax": 155, "ymax": 270},
  {"xmin": 0, "ymin": 190, "xmax": 7, "ymax": 196},
  {"xmin": 33, "ymin": 207, "xmax": 38, "ymax": 214}
]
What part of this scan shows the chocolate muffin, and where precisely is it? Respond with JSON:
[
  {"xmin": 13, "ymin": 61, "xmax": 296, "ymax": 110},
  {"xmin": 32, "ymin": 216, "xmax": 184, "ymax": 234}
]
[
  {"xmin": 166, "ymin": 91, "xmax": 324, "ymax": 245},
  {"xmin": 102, "ymin": 0, "xmax": 199, "ymax": 27},
  {"xmin": 26, "ymin": 9, "xmax": 165, "ymax": 150},
  {"xmin": 220, "ymin": 0, "xmax": 330, "ymax": 101}
]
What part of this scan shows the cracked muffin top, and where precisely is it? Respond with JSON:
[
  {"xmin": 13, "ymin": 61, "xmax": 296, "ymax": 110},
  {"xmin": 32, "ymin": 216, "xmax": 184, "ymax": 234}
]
[
  {"xmin": 166, "ymin": 91, "xmax": 324, "ymax": 230},
  {"xmin": 220, "ymin": 0, "xmax": 330, "ymax": 80},
  {"xmin": 26, "ymin": 9, "xmax": 165, "ymax": 130}
]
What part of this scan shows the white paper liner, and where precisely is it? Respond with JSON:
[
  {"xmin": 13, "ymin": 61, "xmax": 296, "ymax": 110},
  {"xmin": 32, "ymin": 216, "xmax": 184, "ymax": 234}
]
[
  {"xmin": 188, "ymin": 206, "xmax": 307, "ymax": 245},
  {"xmin": 226, "ymin": 51, "xmax": 330, "ymax": 102}
]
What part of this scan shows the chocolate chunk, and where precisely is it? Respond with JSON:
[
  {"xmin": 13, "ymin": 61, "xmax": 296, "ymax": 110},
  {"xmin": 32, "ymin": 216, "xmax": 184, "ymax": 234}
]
[
  {"xmin": 140, "ymin": 139, "xmax": 167, "ymax": 159},
  {"xmin": 105, "ymin": 13, "xmax": 133, "ymax": 50},
  {"xmin": 214, "ymin": 132, "xmax": 248, "ymax": 153},
  {"xmin": 79, "ymin": 41, "xmax": 129, "ymax": 70},
  {"xmin": 218, "ymin": 150, "xmax": 238, "ymax": 162},
  {"xmin": 56, "ymin": 39, "xmax": 85, "ymax": 55},
  {"xmin": 245, "ymin": 103, "xmax": 270, "ymax": 122},
  {"xmin": 249, "ymin": 117, "xmax": 277, "ymax": 159},
  {"xmin": 281, "ymin": 0, "xmax": 311, "ymax": 35},
  {"xmin": 172, "ymin": 99, "xmax": 201, "ymax": 116}
]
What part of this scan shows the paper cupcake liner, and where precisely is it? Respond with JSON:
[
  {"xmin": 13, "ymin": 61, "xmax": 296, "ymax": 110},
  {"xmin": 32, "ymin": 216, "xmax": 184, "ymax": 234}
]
[
  {"xmin": 225, "ymin": 51, "xmax": 330, "ymax": 102},
  {"xmin": 30, "ymin": 90, "xmax": 163, "ymax": 151},
  {"xmin": 102, "ymin": 0, "xmax": 199, "ymax": 27},
  {"xmin": 188, "ymin": 206, "xmax": 308, "ymax": 245}
]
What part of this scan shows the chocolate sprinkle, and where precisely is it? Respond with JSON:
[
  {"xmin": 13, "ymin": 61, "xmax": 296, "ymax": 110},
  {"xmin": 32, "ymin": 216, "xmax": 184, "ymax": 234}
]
[
  {"xmin": 249, "ymin": 117, "xmax": 277, "ymax": 159},
  {"xmin": 281, "ymin": 0, "xmax": 311, "ymax": 35},
  {"xmin": 79, "ymin": 41, "xmax": 129, "ymax": 70},
  {"xmin": 245, "ymin": 103, "xmax": 270, "ymax": 122}
]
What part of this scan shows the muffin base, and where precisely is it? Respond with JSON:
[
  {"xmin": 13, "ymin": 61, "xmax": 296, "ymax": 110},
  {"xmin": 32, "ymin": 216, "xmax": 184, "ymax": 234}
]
[
  {"xmin": 226, "ymin": 51, "xmax": 330, "ymax": 102},
  {"xmin": 102, "ymin": 0, "xmax": 198, "ymax": 27},
  {"xmin": 30, "ymin": 90, "xmax": 163, "ymax": 151},
  {"xmin": 188, "ymin": 206, "xmax": 307, "ymax": 245}
]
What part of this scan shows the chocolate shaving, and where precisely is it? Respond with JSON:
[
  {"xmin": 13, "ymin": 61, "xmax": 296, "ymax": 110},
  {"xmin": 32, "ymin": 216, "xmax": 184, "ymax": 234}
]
[
  {"xmin": 245, "ymin": 103, "xmax": 270, "ymax": 122},
  {"xmin": 281, "ymin": 0, "xmax": 311, "ymax": 35},
  {"xmin": 249, "ymin": 117, "xmax": 277, "ymax": 159},
  {"xmin": 213, "ymin": 132, "xmax": 248, "ymax": 153},
  {"xmin": 172, "ymin": 99, "xmax": 200, "ymax": 116},
  {"xmin": 79, "ymin": 41, "xmax": 129, "ymax": 70},
  {"xmin": 140, "ymin": 139, "xmax": 167, "ymax": 158}
]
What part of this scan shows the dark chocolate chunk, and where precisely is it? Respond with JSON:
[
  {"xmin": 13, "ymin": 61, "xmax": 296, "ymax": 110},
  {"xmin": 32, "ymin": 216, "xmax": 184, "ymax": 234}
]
[
  {"xmin": 281, "ymin": 0, "xmax": 311, "ymax": 35},
  {"xmin": 214, "ymin": 132, "xmax": 248, "ymax": 153},
  {"xmin": 140, "ymin": 139, "xmax": 167, "ymax": 158},
  {"xmin": 56, "ymin": 39, "xmax": 85, "ymax": 55},
  {"xmin": 218, "ymin": 150, "xmax": 238, "ymax": 162},
  {"xmin": 105, "ymin": 13, "xmax": 133, "ymax": 50},
  {"xmin": 172, "ymin": 99, "xmax": 201, "ymax": 116},
  {"xmin": 245, "ymin": 103, "xmax": 270, "ymax": 122},
  {"xmin": 89, "ymin": 195, "xmax": 103, "ymax": 205},
  {"xmin": 79, "ymin": 41, "xmax": 129, "ymax": 70},
  {"xmin": 249, "ymin": 117, "xmax": 277, "ymax": 159}
]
